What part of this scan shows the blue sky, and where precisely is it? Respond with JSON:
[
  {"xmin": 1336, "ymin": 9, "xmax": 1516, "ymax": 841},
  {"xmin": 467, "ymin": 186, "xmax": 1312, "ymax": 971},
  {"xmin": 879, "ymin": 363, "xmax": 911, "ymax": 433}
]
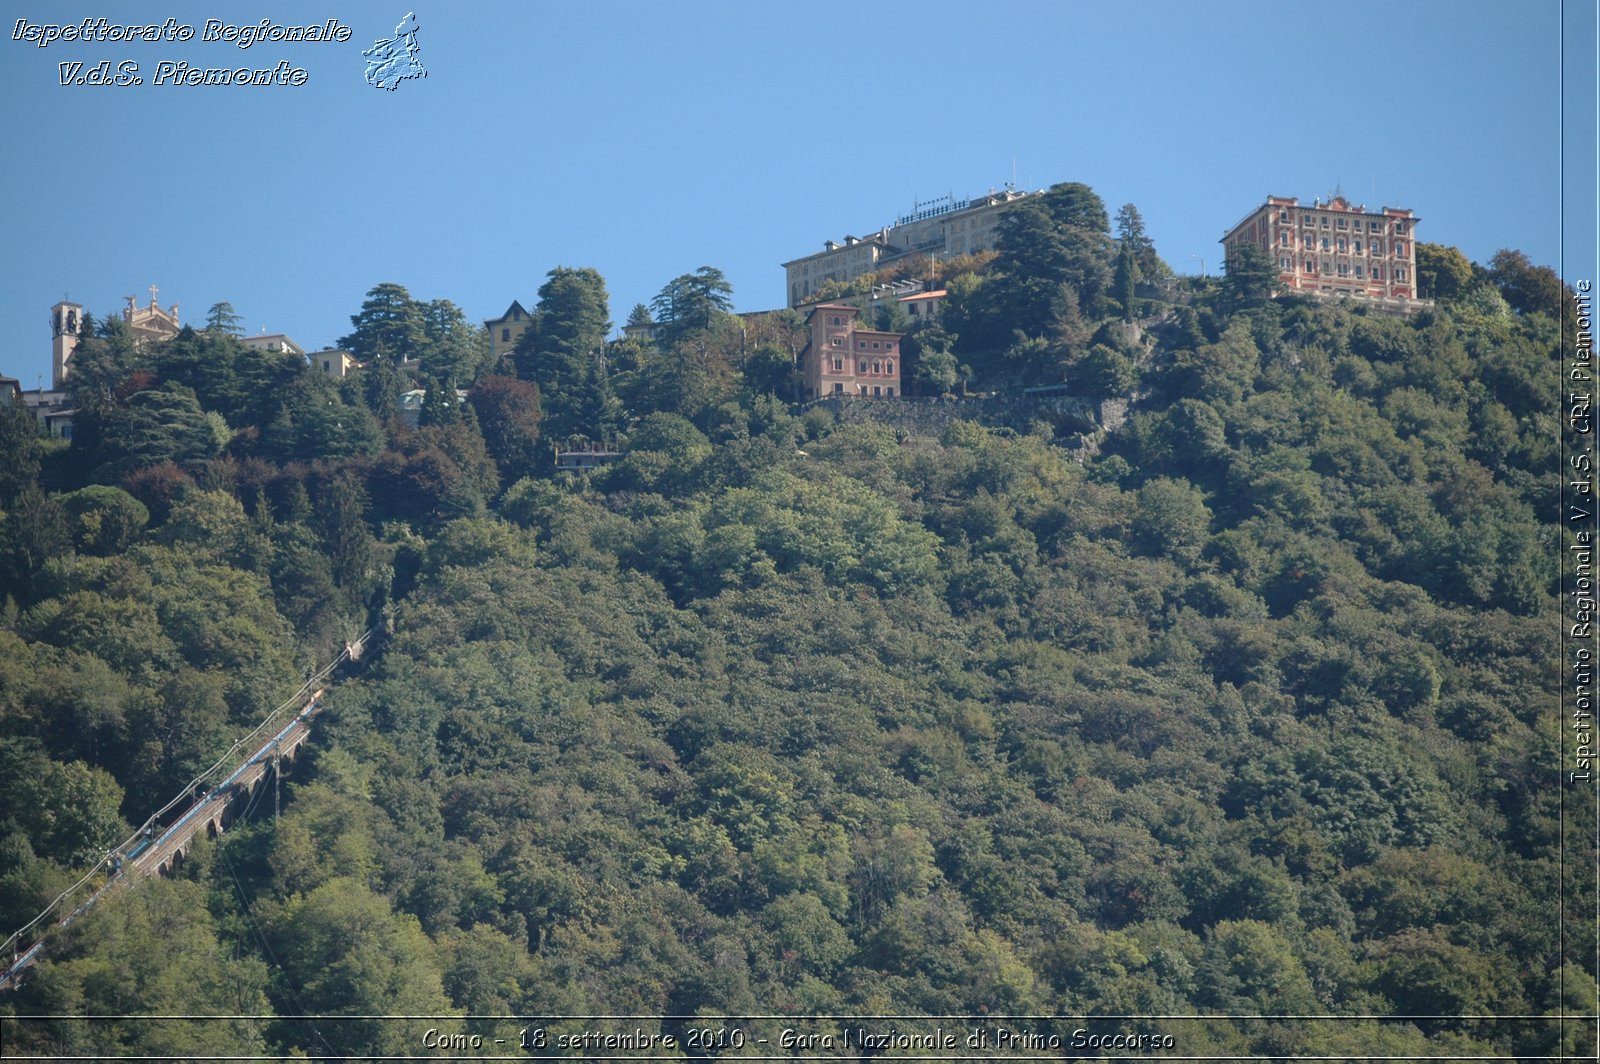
[{"xmin": 1, "ymin": 0, "xmax": 1594, "ymax": 389}]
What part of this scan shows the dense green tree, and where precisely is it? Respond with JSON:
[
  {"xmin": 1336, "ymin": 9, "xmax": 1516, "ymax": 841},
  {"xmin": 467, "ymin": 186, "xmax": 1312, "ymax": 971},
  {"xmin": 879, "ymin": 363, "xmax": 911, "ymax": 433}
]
[
  {"xmin": 65, "ymin": 317, "xmax": 144, "ymax": 403},
  {"xmin": 81, "ymin": 382, "xmax": 229, "ymax": 479},
  {"xmin": 469, "ymin": 375, "xmax": 543, "ymax": 478},
  {"xmin": 419, "ymin": 298, "xmax": 490, "ymax": 384},
  {"xmin": 995, "ymin": 198, "xmax": 1113, "ymax": 325},
  {"xmin": 905, "ymin": 321, "xmax": 962, "ymax": 396},
  {"xmin": 1, "ymin": 486, "xmax": 71, "ymax": 603},
  {"xmin": 1415, "ymin": 243, "xmax": 1473, "ymax": 301},
  {"xmin": 1487, "ymin": 249, "xmax": 1567, "ymax": 317},
  {"xmin": 316, "ymin": 470, "xmax": 378, "ymax": 603},
  {"xmin": 1042, "ymin": 181, "xmax": 1111, "ymax": 234},
  {"xmin": 0, "ymin": 739, "xmax": 125, "ymax": 866},
  {"xmin": 1131, "ymin": 477, "xmax": 1212, "ymax": 565},
  {"xmin": 570, "ymin": 355, "xmax": 623, "ymax": 441},
  {"xmin": 0, "ymin": 390, "xmax": 45, "ymax": 508},
  {"xmin": 651, "ymin": 266, "xmax": 735, "ymax": 350},
  {"xmin": 940, "ymin": 271, "xmax": 1008, "ymax": 356},
  {"xmin": 743, "ymin": 344, "xmax": 800, "ymax": 400},
  {"xmin": 1197, "ymin": 920, "xmax": 1317, "ymax": 1013},
  {"xmin": 58, "ymin": 485, "xmax": 148, "ymax": 555},
  {"xmin": 976, "ymin": 181, "xmax": 1117, "ymax": 345},
  {"xmin": 1067, "ymin": 341, "xmax": 1137, "ymax": 396},
  {"xmin": 1222, "ymin": 241, "xmax": 1279, "ymax": 311},
  {"xmin": 360, "ymin": 350, "xmax": 407, "ymax": 424},
  {"xmin": 513, "ymin": 267, "xmax": 611, "ymax": 439},
  {"xmin": 152, "ymin": 326, "xmax": 305, "ymax": 432},
  {"xmin": 633, "ymin": 316, "xmax": 743, "ymax": 423},
  {"xmin": 1115, "ymin": 201, "xmax": 1168, "ymax": 282},
  {"xmin": 4, "ymin": 878, "xmax": 272, "ymax": 1058},
  {"xmin": 258, "ymin": 373, "xmax": 384, "ymax": 461},
  {"xmin": 1114, "ymin": 239, "xmax": 1138, "ymax": 321},
  {"xmin": 204, "ymin": 301, "xmax": 244, "ymax": 336},
  {"xmin": 265, "ymin": 877, "xmax": 459, "ymax": 1056},
  {"xmin": 340, "ymin": 282, "xmax": 425, "ymax": 364},
  {"xmin": 418, "ymin": 375, "xmax": 462, "ymax": 427}
]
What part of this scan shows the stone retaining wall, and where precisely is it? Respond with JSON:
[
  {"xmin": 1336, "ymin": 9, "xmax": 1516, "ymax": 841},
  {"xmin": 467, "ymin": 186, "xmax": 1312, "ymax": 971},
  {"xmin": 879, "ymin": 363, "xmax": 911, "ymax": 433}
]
[{"xmin": 805, "ymin": 393, "xmax": 1127, "ymax": 438}]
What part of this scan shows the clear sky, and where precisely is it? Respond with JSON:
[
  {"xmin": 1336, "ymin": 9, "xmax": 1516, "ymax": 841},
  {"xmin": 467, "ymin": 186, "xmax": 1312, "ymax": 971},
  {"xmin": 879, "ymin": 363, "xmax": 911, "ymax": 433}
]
[{"xmin": 1, "ymin": 0, "xmax": 1594, "ymax": 389}]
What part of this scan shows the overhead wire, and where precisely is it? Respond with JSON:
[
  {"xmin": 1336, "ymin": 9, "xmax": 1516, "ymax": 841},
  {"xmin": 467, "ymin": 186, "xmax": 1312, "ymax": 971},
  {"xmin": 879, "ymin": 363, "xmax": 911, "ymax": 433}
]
[{"xmin": 1, "ymin": 627, "xmax": 379, "ymax": 991}]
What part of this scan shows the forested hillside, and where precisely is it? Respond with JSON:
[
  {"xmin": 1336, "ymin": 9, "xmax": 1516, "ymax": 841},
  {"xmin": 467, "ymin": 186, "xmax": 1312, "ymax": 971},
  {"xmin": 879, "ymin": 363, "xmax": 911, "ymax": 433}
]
[{"xmin": 0, "ymin": 183, "xmax": 1591, "ymax": 1059}]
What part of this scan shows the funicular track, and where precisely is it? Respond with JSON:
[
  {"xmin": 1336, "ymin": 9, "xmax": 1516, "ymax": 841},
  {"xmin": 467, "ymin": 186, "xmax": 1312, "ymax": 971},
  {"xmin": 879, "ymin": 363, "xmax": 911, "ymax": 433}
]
[{"xmin": 0, "ymin": 630, "xmax": 376, "ymax": 992}]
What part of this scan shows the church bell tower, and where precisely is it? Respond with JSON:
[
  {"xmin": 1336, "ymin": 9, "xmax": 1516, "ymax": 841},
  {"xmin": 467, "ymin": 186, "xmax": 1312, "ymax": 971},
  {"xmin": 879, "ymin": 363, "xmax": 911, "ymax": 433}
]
[{"xmin": 51, "ymin": 300, "xmax": 83, "ymax": 388}]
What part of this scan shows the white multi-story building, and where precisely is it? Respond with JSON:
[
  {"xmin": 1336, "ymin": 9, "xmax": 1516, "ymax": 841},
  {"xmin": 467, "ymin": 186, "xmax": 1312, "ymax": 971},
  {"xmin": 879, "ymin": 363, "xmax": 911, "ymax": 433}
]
[
  {"xmin": 782, "ymin": 187, "xmax": 1037, "ymax": 307},
  {"xmin": 240, "ymin": 333, "xmax": 306, "ymax": 358}
]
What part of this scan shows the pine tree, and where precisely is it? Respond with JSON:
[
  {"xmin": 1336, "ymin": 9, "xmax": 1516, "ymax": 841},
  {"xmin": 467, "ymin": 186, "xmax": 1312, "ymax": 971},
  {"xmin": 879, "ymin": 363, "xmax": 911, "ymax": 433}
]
[
  {"xmin": 650, "ymin": 266, "xmax": 733, "ymax": 349},
  {"xmin": 1114, "ymin": 202, "xmax": 1168, "ymax": 282},
  {"xmin": 419, "ymin": 375, "xmax": 460, "ymax": 427},
  {"xmin": 514, "ymin": 267, "xmax": 610, "ymax": 439},
  {"xmin": 340, "ymin": 283, "xmax": 424, "ymax": 365},
  {"xmin": 1223, "ymin": 242, "xmax": 1279, "ymax": 311},
  {"xmin": 204, "ymin": 301, "xmax": 244, "ymax": 336},
  {"xmin": 570, "ymin": 356, "xmax": 622, "ymax": 442},
  {"xmin": 0, "ymin": 391, "xmax": 43, "ymax": 507},
  {"xmin": 1115, "ymin": 240, "xmax": 1139, "ymax": 322}
]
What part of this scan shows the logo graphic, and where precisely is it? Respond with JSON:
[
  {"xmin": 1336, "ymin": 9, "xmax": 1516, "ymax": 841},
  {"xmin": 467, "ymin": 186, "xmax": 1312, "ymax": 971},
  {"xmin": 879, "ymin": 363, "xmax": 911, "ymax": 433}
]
[{"xmin": 363, "ymin": 12, "xmax": 425, "ymax": 90}]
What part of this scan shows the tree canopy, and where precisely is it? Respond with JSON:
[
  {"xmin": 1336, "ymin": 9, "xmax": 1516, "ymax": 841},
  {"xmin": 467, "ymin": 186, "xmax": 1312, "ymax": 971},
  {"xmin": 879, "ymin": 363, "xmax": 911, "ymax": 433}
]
[{"xmin": 0, "ymin": 250, "xmax": 1580, "ymax": 1062}]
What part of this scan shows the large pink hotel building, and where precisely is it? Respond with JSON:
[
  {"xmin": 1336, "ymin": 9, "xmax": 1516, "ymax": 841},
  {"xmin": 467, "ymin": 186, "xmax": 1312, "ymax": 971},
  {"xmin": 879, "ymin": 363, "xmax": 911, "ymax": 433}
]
[{"xmin": 1221, "ymin": 194, "xmax": 1420, "ymax": 307}]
